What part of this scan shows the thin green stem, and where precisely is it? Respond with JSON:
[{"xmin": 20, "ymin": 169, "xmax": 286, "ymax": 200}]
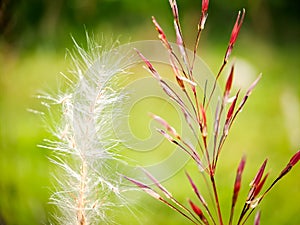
[
  {"xmin": 205, "ymin": 61, "xmax": 227, "ymax": 111},
  {"xmin": 210, "ymin": 175, "xmax": 223, "ymax": 225}
]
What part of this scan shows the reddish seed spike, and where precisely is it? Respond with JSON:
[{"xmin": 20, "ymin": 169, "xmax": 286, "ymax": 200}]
[
  {"xmin": 254, "ymin": 211, "xmax": 261, "ymax": 225},
  {"xmin": 229, "ymin": 9, "xmax": 245, "ymax": 45},
  {"xmin": 224, "ymin": 65, "xmax": 234, "ymax": 100},
  {"xmin": 237, "ymin": 155, "xmax": 246, "ymax": 174},
  {"xmin": 229, "ymin": 156, "xmax": 246, "ymax": 225},
  {"xmin": 152, "ymin": 16, "xmax": 172, "ymax": 50},
  {"xmin": 260, "ymin": 150, "xmax": 300, "ymax": 199},
  {"xmin": 189, "ymin": 199, "xmax": 202, "ymax": 217},
  {"xmin": 226, "ymin": 91, "xmax": 239, "ymax": 121},
  {"xmin": 150, "ymin": 113, "xmax": 180, "ymax": 139},
  {"xmin": 186, "ymin": 172, "xmax": 207, "ymax": 207},
  {"xmin": 277, "ymin": 150, "xmax": 300, "ymax": 179},
  {"xmin": 124, "ymin": 176, "xmax": 161, "ymax": 200},
  {"xmin": 202, "ymin": 0, "xmax": 209, "ymax": 14},
  {"xmin": 250, "ymin": 159, "xmax": 268, "ymax": 188},
  {"xmin": 224, "ymin": 9, "xmax": 245, "ymax": 62},
  {"xmin": 158, "ymin": 129, "xmax": 202, "ymax": 166},
  {"xmin": 143, "ymin": 168, "xmax": 173, "ymax": 199},
  {"xmin": 233, "ymin": 156, "xmax": 246, "ymax": 200},
  {"xmin": 253, "ymin": 172, "xmax": 269, "ymax": 198},
  {"xmin": 245, "ymin": 160, "xmax": 268, "ymax": 206},
  {"xmin": 135, "ymin": 49, "xmax": 160, "ymax": 80},
  {"xmin": 188, "ymin": 199, "xmax": 209, "ymax": 225},
  {"xmin": 152, "ymin": 16, "xmax": 165, "ymax": 38},
  {"xmin": 246, "ymin": 150, "xmax": 300, "ymax": 215},
  {"xmin": 224, "ymin": 91, "xmax": 240, "ymax": 135},
  {"xmin": 290, "ymin": 150, "xmax": 300, "ymax": 166},
  {"xmin": 200, "ymin": 0, "xmax": 209, "ymax": 30},
  {"xmin": 124, "ymin": 176, "xmax": 148, "ymax": 189},
  {"xmin": 200, "ymin": 104, "xmax": 207, "ymax": 126}
]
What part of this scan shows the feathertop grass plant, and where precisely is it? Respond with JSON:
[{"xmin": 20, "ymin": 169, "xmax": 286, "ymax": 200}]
[
  {"xmin": 126, "ymin": 0, "xmax": 300, "ymax": 224},
  {"xmin": 39, "ymin": 35, "xmax": 133, "ymax": 225}
]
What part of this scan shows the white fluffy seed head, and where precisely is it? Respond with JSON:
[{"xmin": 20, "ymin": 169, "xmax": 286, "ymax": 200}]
[{"xmin": 40, "ymin": 34, "xmax": 133, "ymax": 224}]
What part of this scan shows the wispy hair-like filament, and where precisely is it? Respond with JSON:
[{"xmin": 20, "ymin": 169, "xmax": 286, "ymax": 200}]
[{"xmin": 40, "ymin": 35, "xmax": 132, "ymax": 224}]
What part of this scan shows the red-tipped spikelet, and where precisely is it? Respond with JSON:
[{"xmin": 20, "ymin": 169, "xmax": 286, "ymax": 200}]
[
  {"xmin": 278, "ymin": 150, "xmax": 300, "ymax": 178},
  {"xmin": 202, "ymin": 0, "xmax": 209, "ymax": 14},
  {"xmin": 263, "ymin": 150, "xmax": 300, "ymax": 196},
  {"xmin": 152, "ymin": 16, "xmax": 172, "ymax": 51},
  {"xmin": 124, "ymin": 176, "xmax": 161, "ymax": 200},
  {"xmin": 229, "ymin": 156, "xmax": 246, "ymax": 225},
  {"xmin": 186, "ymin": 172, "xmax": 207, "ymax": 207},
  {"xmin": 150, "ymin": 113, "xmax": 180, "ymax": 139},
  {"xmin": 224, "ymin": 65, "xmax": 234, "ymax": 101},
  {"xmin": 252, "ymin": 173, "xmax": 269, "ymax": 199},
  {"xmin": 225, "ymin": 9, "xmax": 245, "ymax": 62},
  {"xmin": 189, "ymin": 199, "xmax": 209, "ymax": 225},
  {"xmin": 250, "ymin": 159, "xmax": 268, "ymax": 189},
  {"xmin": 233, "ymin": 156, "xmax": 246, "ymax": 204},
  {"xmin": 200, "ymin": 0, "xmax": 209, "ymax": 30},
  {"xmin": 135, "ymin": 48, "xmax": 161, "ymax": 80},
  {"xmin": 222, "ymin": 90, "xmax": 240, "ymax": 139}
]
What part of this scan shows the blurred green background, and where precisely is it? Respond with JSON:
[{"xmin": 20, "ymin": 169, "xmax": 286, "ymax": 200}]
[{"xmin": 0, "ymin": 0, "xmax": 299, "ymax": 224}]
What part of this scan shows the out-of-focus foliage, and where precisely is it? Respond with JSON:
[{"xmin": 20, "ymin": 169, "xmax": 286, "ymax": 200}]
[{"xmin": 1, "ymin": 0, "xmax": 300, "ymax": 50}]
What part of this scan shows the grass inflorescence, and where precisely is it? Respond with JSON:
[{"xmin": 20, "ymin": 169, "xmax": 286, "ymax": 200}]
[
  {"xmin": 39, "ymin": 35, "xmax": 133, "ymax": 225},
  {"xmin": 126, "ymin": 0, "xmax": 300, "ymax": 224}
]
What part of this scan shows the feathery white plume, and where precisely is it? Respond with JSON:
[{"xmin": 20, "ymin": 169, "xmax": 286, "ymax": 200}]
[{"xmin": 39, "ymin": 34, "xmax": 132, "ymax": 225}]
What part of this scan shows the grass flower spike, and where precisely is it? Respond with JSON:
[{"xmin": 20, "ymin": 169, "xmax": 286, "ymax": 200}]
[
  {"xmin": 126, "ymin": 0, "xmax": 300, "ymax": 224},
  {"xmin": 225, "ymin": 9, "xmax": 245, "ymax": 63},
  {"xmin": 40, "ymin": 35, "xmax": 131, "ymax": 224}
]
